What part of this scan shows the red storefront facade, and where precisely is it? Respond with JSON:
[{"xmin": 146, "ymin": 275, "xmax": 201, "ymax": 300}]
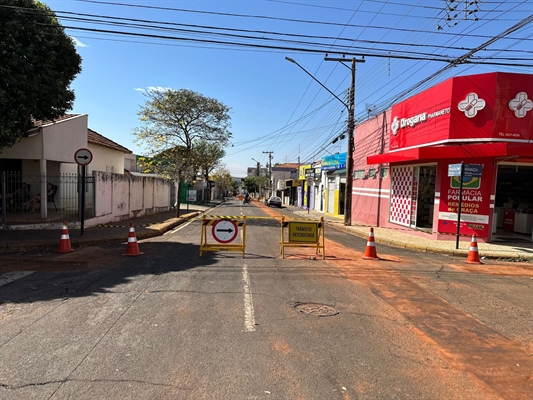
[{"xmin": 352, "ymin": 71, "xmax": 533, "ymax": 242}]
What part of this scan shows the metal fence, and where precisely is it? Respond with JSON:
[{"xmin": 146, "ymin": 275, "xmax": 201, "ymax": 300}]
[{"xmin": 1, "ymin": 172, "xmax": 94, "ymax": 226}]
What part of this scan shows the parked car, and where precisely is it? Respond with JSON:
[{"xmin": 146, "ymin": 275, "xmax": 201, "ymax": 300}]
[{"xmin": 267, "ymin": 196, "xmax": 282, "ymax": 208}]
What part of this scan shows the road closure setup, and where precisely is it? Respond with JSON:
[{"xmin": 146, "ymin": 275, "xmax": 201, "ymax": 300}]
[
  {"xmin": 280, "ymin": 216, "xmax": 325, "ymax": 259},
  {"xmin": 200, "ymin": 215, "xmax": 246, "ymax": 257}
]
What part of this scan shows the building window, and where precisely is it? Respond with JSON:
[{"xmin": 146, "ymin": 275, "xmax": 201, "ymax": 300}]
[
  {"xmin": 353, "ymin": 169, "xmax": 366, "ymax": 179},
  {"xmin": 369, "ymin": 168, "xmax": 376, "ymax": 179},
  {"xmin": 380, "ymin": 168, "xmax": 389, "ymax": 178}
]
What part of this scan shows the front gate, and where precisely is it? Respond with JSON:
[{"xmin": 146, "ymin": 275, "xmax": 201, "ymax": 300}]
[{"xmin": 1, "ymin": 172, "xmax": 94, "ymax": 227}]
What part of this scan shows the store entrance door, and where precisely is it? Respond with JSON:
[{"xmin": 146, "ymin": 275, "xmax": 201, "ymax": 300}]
[{"xmin": 416, "ymin": 166, "xmax": 437, "ymax": 229}]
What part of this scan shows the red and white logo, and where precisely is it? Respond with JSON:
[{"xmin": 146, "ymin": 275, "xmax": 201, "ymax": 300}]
[
  {"xmin": 391, "ymin": 116, "xmax": 400, "ymax": 136},
  {"xmin": 458, "ymin": 93, "xmax": 486, "ymax": 118},
  {"xmin": 508, "ymin": 92, "xmax": 533, "ymax": 118}
]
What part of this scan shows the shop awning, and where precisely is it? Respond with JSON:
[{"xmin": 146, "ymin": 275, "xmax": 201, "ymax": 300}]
[{"xmin": 367, "ymin": 142, "xmax": 533, "ymax": 164}]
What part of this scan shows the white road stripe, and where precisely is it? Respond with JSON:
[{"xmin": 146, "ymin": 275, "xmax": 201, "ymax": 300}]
[
  {"xmin": 164, "ymin": 218, "xmax": 197, "ymax": 235},
  {"xmin": 242, "ymin": 263, "xmax": 256, "ymax": 332},
  {"xmin": 0, "ymin": 271, "xmax": 34, "ymax": 287}
]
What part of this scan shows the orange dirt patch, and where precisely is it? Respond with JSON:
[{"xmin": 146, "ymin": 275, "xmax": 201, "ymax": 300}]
[
  {"xmin": 448, "ymin": 262, "xmax": 533, "ymax": 277},
  {"xmin": 318, "ymin": 238, "xmax": 533, "ymax": 399}
]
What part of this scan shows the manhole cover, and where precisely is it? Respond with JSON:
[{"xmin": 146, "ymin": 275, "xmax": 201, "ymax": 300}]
[{"xmin": 292, "ymin": 302, "xmax": 338, "ymax": 317}]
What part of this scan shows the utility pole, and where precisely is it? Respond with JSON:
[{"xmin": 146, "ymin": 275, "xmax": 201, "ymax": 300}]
[
  {"xmin": 263, "ymin": 151, "xmax": 273, "ymax": 197},
  {"xmin": 324, "ymin": 56, "xmax": 364, "ymax": 226}
]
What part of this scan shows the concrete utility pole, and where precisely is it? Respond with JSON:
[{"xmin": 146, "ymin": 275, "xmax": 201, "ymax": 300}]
[
  {"xmin": 324, "ymin": 56, "xmax": 364, "ymax": 226},
  {"xmin": 263, "ymin": 151, "xmax": 273, "ymax": 197}
]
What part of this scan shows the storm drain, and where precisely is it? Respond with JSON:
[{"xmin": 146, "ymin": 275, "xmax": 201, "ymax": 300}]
[{"xmin": 292, "ymin": 302, "xmax": 338, "ymax": 317}]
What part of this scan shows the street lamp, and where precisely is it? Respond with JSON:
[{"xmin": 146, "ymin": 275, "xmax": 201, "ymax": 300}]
[{"xmin": 285, "ymin": 56, "xmax": 364, "ymax": 226}]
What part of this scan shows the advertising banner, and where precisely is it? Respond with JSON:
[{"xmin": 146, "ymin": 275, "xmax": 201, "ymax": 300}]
[
  {"xmin": 321, "ymin": 152, "xmax": 346, "ymax": 171},
  {"xmin": 389, "ymin": 72, "xmax": 533, "ymax": 151},
  {"xmin": 187, "ymin": 190, "xmax": 197, "ymax": 202},
  {"xmin": 437, "ymin": 159, "xmax": 494, "ymax": 238}
]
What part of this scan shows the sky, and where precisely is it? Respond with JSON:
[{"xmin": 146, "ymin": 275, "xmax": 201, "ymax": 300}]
[{"xmin": 41, "ymin": 0, "xmax": 533, "ymax": 177}]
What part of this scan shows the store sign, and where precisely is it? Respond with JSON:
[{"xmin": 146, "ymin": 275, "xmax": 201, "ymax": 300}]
[
  {"xmin": 321, "ymin": 152, "xmax": 346, "ymax": 171},
  {"xmin": 389, "ymin": 72, "xmax": 533, "ymax": 151},
  {"xmin": 299, "ymin": 164, "xmax": 311, "ymax": 180},
  {"xmin": 508, "ymin": 92, "xmax": 533, "ymax": 118},
  {"xmin": 437, "ymin": 159, "xmax": 493, "ymax": 238},
  {"xmin": 458, "ymin": 93, "xmax": 486, "ymax": 118}
]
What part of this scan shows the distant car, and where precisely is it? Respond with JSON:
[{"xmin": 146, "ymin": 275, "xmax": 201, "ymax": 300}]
[{"xmin": 267, "ymin": 196, "xmax": 282, "ymax": 208}]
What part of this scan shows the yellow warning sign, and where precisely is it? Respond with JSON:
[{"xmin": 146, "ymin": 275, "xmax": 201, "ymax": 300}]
[
  {"xmin": 280, "ymin": 216, "xmax": 325, "ymax": 259},
  {"xmin": 288, "ymin": 222, "xmax": 318, "ymax": 243}
]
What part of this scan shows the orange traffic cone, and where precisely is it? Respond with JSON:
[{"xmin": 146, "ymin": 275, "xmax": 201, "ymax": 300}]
[
  {"xmin": 124, "ymin": 223, "xmax": 143, "ymax": 256},
  {"xmin": 362, "ymin": 227, "xmax": 379, "ymax": 260},
  {"xmin": 465, "ymin": 234, "xmax": 482, "ymax": 264},
  {"xmin": 57, "ymin": 221, "xmax": 73, "ymax": 253}
]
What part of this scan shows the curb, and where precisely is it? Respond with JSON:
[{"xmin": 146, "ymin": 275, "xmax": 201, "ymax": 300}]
[
  {"xmin": 0, "ymin": 212, "xmax": 201, "ymax": 254},
  {"xmin": 322, "ymin": 219, "xmax": 533, "ymax": 262}
]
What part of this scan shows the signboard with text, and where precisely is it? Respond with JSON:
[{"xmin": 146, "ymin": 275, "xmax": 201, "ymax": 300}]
[
  {"xmin": 390, "ymin": 72, "xmax": 533, "ymax": 151},
  {"xmin": 288, "ymin": 221, "xmax": 319, "ymax": 243},
  {"xmin": 437, "ymin": 160, "xmax": 493, "ymax": 237},
  {"xmin": 321, "ymin": 152, "xmax": 347, "ymax": 171}
]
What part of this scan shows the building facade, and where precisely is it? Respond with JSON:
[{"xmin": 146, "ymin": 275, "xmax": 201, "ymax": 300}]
[{"xmin": 352, "ymin": 71, "xmax": 533, "ymax": 242}]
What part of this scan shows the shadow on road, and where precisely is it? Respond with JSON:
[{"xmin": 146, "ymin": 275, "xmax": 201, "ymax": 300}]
[{"xmin": 0, "ymin": 241, "xmax": 217, "ymax": 305}]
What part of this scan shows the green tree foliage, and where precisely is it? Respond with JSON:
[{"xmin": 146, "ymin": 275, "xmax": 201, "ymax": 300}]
[
  {"xmin": 0, "ymin": 0, "xmax": 82, "ymax": 150},
  {"xmin": 210, "ymin": 168, "xmax": 232, "ymax": 198},
  {"xmin": 194, "ymin": 140, "xmax": 226, "ymax": 203},
  {"xmin": 242, "ymin": 175, "xmax": 268, "ymax": 196},
  {"xmin": 230, "ymin": 179, "xmax": 240, "ymax": 195},
  {"xmin": 133, "ymin": 88, "xmax": 232, "ymax": 216}
]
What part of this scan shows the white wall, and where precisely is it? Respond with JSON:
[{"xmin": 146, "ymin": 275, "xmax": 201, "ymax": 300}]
[
  {"xmin": 87, "ymin": 171, "xmax": 171, "ymax": 226},
  {"xmin": 42, "ymin": 115, "xmax": 88, "ymax": 162},
  {"xmin": 0, "ymin": 115, "xmax": 87, "ymax": 163}
]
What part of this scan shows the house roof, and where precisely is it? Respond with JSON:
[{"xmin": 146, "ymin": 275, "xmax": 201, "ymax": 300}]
[
  {"xmin": 88, "ymin": 129, "xmax": 132, "ymax": 154},
  {"xmin": 31, "ymin": 113, "xmax": 84, "ymax": 128},
  {"xmin": 272, "ymin": 163, "xmax": 299, "ymax": 171}
]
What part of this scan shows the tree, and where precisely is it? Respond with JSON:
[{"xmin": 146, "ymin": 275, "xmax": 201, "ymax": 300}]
[
  {"xmin": 230, "ymin": 180, "xmax": 240, "ymax": 195},
  {"xmin": 242, "ymin": 175, "xmax": 268, "ymax": 197},
  {"xmin": 0, "ymin": 0, "xmax": 82, "ymax": 150},
  {"xmin": 133, "ymin": 88, "xmax": 232, "ymax": 216},
  {"xmin": 194, "ymin": 140, "xmax": 226, "ymax": 203},
  {"xmin": 210, "ymin": 168, "xmax": 232, "ymax": 198}
]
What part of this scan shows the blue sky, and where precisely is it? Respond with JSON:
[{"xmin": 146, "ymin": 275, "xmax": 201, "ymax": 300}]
[{"xmin": 44, "ymin": 0, "xmax": 532, "ymax": 177}]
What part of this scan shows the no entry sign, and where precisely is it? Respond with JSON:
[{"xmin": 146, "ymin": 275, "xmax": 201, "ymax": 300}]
[{"xmin": 212, "ymin": 220, "xmax": 238, "ymax": 243}]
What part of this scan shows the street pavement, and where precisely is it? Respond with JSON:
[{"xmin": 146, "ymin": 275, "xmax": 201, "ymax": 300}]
[{"xmin": 1, "ymin": 198, "xmax": 532, "ymax": 261}]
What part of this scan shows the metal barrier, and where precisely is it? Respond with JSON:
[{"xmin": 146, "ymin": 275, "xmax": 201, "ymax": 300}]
[
  {"xmin": 280, "ymin": 216, "xmax": 325, "ymax": 259},
  {"xmin": 1, "ymin": 172, "xmax": 93, "ymax": 226},
  {"xmin": 200, "ymin": 215, "xmax": 246, "ymax": 257}
]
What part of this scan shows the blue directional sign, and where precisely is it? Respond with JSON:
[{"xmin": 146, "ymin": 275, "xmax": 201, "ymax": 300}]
[{"xmin": 463, "ymin": 164, "xmax": 483, "ymax": 177}]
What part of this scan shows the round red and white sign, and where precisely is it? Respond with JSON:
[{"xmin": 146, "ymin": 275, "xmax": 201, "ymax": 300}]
[{"xmin": 212, "ymin": 220, "xmax": 238, "ymax": 243}]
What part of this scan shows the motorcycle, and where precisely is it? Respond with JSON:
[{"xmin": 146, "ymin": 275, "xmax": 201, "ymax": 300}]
[{"xmin": 243, "ymin": 197, "xmax": 251, "ymax": 204}]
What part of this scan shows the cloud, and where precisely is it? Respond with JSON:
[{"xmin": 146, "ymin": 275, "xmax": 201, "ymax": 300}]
[
  {"xmin": 147, "ymin": 86, "xmax": 172, "ymax": 92},
  {"xmin": 71, "ymin": 37, "xmax": 88, "ymax": 48},
  {"xmin": 134, "ymin": 86, "xmax": 173, "ymax": 93}
]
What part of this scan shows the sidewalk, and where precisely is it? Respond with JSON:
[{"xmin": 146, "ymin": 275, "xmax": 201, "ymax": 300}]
[
  {"xmin": 1, "ymin": 200, "xmax": 532, "ymax": 262},
  {"xmin": 286, "ymin": 206, "xmax": 533, "ymax": 262},
  {"xmin": 0, "ymin": 202, "xmax": 219, "ymax": 253}
]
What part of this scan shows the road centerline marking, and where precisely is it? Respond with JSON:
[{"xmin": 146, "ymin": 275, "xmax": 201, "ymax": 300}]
[{"xmin": 242, "ymin": 263, "xmax": 256, "ymax": 332}]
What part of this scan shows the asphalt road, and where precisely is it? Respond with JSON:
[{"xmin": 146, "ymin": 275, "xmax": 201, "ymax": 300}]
[{"xmin": 0, "ymin": 199, "xmax": 532, "ymax": 399}]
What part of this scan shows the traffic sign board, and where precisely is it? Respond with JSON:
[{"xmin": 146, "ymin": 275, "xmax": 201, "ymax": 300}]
[
  {"xmin": 288, "ymin": 221, "xmax": 319, "ymax": 243},
  {"xmin": 212, "ymin": 220, "xmax": 238, "ymax": 243},
  {"xmin": 75, "ymin": 148, "xmax": 93, "ymax": 165},
  {"xmin": 463, "ymin": 164, "xmax": 483, "ymax": 177},
  {"xmin": 448, "ymin": 163, "xmax": 462, "ymax": 177}
]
